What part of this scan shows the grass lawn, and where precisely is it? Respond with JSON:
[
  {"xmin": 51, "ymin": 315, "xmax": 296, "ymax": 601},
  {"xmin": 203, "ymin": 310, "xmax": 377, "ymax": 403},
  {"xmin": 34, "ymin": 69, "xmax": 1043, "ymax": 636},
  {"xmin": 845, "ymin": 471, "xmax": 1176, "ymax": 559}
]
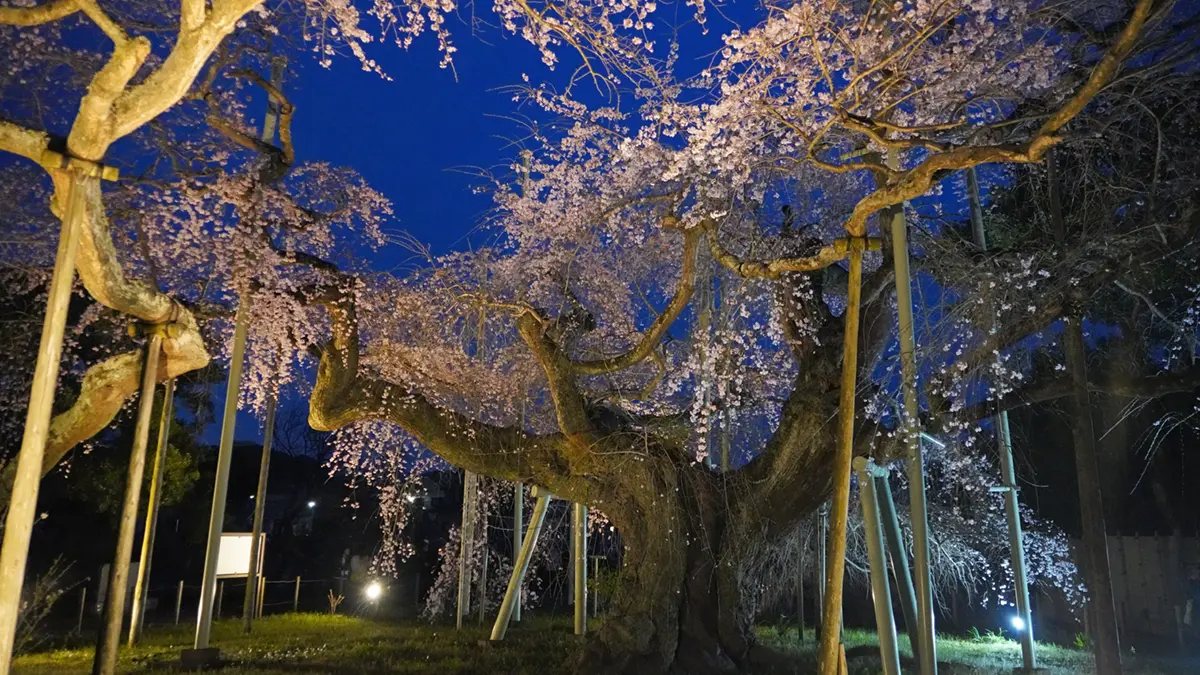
[{"xmin": 14, "ymin": 613, "xmax": 1195, "ymax": 674}]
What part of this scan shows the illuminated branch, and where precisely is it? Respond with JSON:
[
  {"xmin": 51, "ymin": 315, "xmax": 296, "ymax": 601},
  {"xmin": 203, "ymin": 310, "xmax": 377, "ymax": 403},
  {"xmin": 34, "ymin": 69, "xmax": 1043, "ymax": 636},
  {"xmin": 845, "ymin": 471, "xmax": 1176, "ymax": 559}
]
[
  {"xmin": 571, "ymin": 229, "xmax": 701, "ymax": 375},
  {"xmin": 0, "ymin": 0, "xmax": 78, "ymax": 26},
  {"xmin": 704, "ymin": 219, "xmax": 853, "ymax": 279}
]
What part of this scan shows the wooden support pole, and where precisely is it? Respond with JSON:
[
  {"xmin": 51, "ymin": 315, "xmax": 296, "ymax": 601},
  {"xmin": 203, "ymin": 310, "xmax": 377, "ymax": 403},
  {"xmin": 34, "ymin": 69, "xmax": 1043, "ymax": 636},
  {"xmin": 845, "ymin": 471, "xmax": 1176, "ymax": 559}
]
[
  {"xmin": 130, "ymin": 378, "xmax": 176, "ymax": 646},
  {"xmin": 175, "ymin": 581, "xmax": 184, "ymax": 625},
  {"xmin": 77, "ymin": 587, "xmax": 88, "ymax": 635},
  {"xmin": 573, "ymin": 503, "xmax": 588, "ymax": 635},
  {"xmin": 294, "ymin": 577, "xmax": 301, "ymax": 613},
  {"xmin": 0, "ymin": 172, "xmax": 89, "ymax": 671},
  {"xmin": 817, "ymin": 237, "xmax": 865, "ymax": 675},
  {"xmin": 491, "ymin": 490, "xmax": 551, "ymax": 641},
  {"xmin": 243, "ymin": 395, "xmax": 277, "ymax": 633},
  {"xmin": 456, "ymin": 471, "xmax": 478, "ymax": 629},
  {"xmin": 93, "ymin": 333, "xmax": 164, "ymax": 675}
]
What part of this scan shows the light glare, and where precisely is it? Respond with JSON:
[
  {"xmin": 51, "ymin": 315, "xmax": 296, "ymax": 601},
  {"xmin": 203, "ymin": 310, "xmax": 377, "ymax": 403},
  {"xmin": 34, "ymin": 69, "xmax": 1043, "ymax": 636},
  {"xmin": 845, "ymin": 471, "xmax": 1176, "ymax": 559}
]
[
  {"xmin": 365, "ymin": 581, "xmax": 383, "ymax": 600},
  {"xmin": 1010, "ymin": 615, "xmax": 1026, "ymax": 631}
]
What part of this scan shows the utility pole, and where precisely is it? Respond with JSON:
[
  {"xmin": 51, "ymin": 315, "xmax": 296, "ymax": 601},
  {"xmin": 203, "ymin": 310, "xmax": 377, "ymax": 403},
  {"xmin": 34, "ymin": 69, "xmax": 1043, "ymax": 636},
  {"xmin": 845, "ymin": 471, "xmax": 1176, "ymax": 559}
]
[
  {"xmin": 0, "ymin": 166, "xmax": 102, "ymax": 671},
  {"xmin": 129, "ymin": 378, "xmax": 176, "ymax": 645},
  {"xmin": 93, "ymin": 329, "xmax": 165, "ymax": 675},
  {"xmin": 968, "ymin": 165, "xmax": 1037, "ymax": 670}
]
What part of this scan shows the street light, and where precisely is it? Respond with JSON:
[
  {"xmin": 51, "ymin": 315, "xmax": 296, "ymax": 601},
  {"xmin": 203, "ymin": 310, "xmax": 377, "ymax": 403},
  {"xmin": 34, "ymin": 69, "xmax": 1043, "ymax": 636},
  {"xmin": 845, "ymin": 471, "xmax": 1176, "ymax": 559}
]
[{"xmin": 365, "ymin": 581, "xmax": 382, "ymax": 601}]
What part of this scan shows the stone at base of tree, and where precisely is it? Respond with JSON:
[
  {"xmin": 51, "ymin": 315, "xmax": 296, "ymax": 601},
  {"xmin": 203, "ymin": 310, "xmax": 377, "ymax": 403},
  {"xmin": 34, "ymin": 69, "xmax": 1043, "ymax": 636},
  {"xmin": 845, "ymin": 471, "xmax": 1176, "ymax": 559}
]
[{"xmin": 179, "ymin": 647, "xmax": 221, "ymax": 669}]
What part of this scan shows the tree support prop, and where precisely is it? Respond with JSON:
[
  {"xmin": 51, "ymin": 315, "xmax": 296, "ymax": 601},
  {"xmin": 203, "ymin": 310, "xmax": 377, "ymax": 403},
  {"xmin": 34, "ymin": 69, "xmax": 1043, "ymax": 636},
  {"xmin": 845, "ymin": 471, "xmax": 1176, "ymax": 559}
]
[
  {"xmin": 513, "ymin": 484, "xmax": 523, "ymax": 622},
  {"xmin": 876, "ymin": 475, "xmax": 921, "ymax": 665},
  {"xmin": 188, "ymin": 295, "xmax": 251, "ymax": 660},
  {"xmin": 244, "ymin": 394, "xmax": 278, "ymax": 633},
  {"xmin": 817, "ymin": 236, "xmax": 865, "ymax": 675},
  {"xmin": 0, "ymin": 171, "xmax": 90, "ymax": 671},
  {"xmin": 93, "ymin": 330, "xmax": 164, "ymax": 675},
  {"xmin": 573, "ymin": 502, "xmax": 588, "ymax": 636},
  {"xmin": 888, "ymin": 170, "xmax": 938, "ymax": 675},
  {"xmin": 457, "ymin": 471, "xmax": 478, "ymax": 630},
  {"xmin": 491, "ymin": 490, "xmax": 552, "ymax": 641},
  {"xmin": 856, "ymin": 459, "xmax": 902, "ymax": 675},
  {"xmin": 129, "ymin": 378, "xmax": 176, "ymax": 646},
  {"xmin": 968, "ymin": 166, "xmax": 1037, "ymax": 670}
]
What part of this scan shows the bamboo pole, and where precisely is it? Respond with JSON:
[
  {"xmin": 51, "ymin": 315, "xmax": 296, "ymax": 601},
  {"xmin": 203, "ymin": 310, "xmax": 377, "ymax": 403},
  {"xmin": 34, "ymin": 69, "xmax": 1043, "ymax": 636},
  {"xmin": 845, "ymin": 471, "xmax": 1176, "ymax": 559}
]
[
  {"xmin": 887, "ymin": 163, "xmax": 938, "ymax": 675},
  {"xmin": 491, "ymin": 491, "xmax": 551, "ymax": 640},
  {"xmin": 817, "ymin": 236, "xmax": 865, "ymax": 675},
  {"xmin": 0, "ymin": 172, "xmax": 89, "ymax": 671},
  {"xmin": 856, "ymin": 459, "xmax": 902, "ymax": 675},
  {"xmin": 130, "ymin": 378, "xmax": 176, "ymax": 645},
  {"xmin": 93, "ymin": 332, "xmax": 164, "ymax": 675},
  {"xmin": 573, "ymin": 503, "xmax": 588, "ymax": 635},
  {"xmin": 193, "ymin": 297, "xmax": 250, "ymax": 651},
  {"xmin": 968, "ymin": 166, "xmax": 1037, "ymax": 670},
  {"xmin": 243, "ymin": 394, "xmax": 277, "ymax": 633}
]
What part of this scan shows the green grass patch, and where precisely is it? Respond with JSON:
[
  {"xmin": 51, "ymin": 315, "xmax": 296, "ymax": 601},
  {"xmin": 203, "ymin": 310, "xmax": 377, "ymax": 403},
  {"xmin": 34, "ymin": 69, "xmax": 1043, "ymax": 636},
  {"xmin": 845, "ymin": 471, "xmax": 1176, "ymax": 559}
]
[{"xmin": 15, "ymin": 614, "xmax": 1196, "ymax": 674}]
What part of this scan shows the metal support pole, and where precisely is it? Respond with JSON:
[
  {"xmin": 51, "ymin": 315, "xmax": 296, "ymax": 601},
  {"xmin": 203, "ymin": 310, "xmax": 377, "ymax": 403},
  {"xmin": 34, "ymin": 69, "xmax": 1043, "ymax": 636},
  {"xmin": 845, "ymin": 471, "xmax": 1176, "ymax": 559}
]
[
  {"xmin": 513, "ymin": 484, "xmax": 523, "ymax": 622},
  {"xmin": 243, "ymin": 395, "xmax": 277, "ymax": 633},
  {"xmin": 856, "ymin": 459, "xmax": 902, "ymax": 675},
  {"xmin": 573, "ymin": 503, "xmax": 588, "ymax": 635},
  {"xmin": 456, "ymin": 471, "xmax": 478, "ymax": 629},
  {"xmin": 998, "ymin": 415, "xmax": 1037, "ymax": 669},
  {"xmin": 888, "ymin": 167, "xmax": 938, "ymax": 675},
  {"xmin": 0, "ymin": 173, "xmax": 88, "ymax": 670},
  {"xmin": 491, "ymin": 491, "xmax": 551, "ymax": 641},
  {"xmin": 193, "ymin": 297, "xmax": 250, "ymax": 651},
  {"xmin": 93, "ymin": 333, "xmax": 163, "ymax": 675},
  {"xmin": 216, "ymin": 580, "xmax": 223, "ymax": 620},
  {"xmin": 968, "ymin": 166, "xmax": 1037, "ymax": 670},
  {"xmin": 293, "ymin": 577, "xmax": 300, "ymax": 613},
  {"xmin": 130, "ymin": 378, "xmax": 176, "ymax": 646},
  {"xmin": 175, "ymin": 581, "xmax": 184, "ymax": 625},
  {"xmin": 797, "ymin": 536, "xmax": 806, "ymax": 642},
  {"xmin": 817, "ymin": 236, "xmax": 865, "ymax": 675},
  {"xmin": 876, "ymin": 476, "xmax": 921, "ymax": 663},
  {"xmin": 592, "ymin": 556, "xmax": 601, "ymax": 618}
]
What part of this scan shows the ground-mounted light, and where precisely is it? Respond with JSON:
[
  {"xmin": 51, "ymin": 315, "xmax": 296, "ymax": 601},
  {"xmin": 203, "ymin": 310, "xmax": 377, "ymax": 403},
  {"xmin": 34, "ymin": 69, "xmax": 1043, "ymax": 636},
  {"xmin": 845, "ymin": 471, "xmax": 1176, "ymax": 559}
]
[
  {"xmin": 307, "ymin": 500, "xmax": 316, "ymax": 509},
  {"xmin": 1010, "ymin": 615, "xmax": 1027, "ymax": 632},
  {"xmin": 365, "ymin": 581, "xmax": 383, "ymax": 601}
]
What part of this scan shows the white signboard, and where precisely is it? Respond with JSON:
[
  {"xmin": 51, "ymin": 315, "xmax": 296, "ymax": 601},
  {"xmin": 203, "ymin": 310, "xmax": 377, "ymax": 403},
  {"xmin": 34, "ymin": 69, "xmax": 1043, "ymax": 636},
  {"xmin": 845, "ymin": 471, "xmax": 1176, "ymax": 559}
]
[{"xmin": 216, "ymin": 533, "xmax": 265, "ymax": 579}]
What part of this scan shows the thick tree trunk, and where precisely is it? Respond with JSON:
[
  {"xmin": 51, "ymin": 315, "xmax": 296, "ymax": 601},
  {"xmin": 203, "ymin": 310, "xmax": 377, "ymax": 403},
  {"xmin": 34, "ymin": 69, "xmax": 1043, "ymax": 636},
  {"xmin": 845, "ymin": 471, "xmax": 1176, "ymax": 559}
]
[{"xmin": 577, "ymin": 462, "xmax": 751, "ymax": 675}]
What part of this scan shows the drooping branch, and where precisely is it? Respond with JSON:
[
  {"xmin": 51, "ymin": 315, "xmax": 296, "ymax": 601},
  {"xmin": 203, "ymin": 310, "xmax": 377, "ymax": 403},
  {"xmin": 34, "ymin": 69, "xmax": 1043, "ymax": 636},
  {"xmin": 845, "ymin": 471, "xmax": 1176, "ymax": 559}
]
[
  {"xmin": 310, "ymin": 294, "xmax": 581, "ymax": 491},
  {"xmin": 571, "ymin": 228, "xmax": 700, "ymax": 375}
]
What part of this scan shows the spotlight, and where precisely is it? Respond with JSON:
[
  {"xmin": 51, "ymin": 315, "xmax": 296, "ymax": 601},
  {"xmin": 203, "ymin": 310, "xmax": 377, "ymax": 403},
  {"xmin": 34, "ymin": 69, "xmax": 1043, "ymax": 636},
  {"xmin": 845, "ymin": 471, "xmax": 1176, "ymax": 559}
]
[
  {"xmin": 365, "ymin": 581, "xmax": 383, "ymax": 601},
  {"xmin": 307, "ymin": 500, "xmax": 316, "ymax": 509},
  {"xmin": 1010, "ymin": 615, "xmax": 1026, "ymax": 631}
]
